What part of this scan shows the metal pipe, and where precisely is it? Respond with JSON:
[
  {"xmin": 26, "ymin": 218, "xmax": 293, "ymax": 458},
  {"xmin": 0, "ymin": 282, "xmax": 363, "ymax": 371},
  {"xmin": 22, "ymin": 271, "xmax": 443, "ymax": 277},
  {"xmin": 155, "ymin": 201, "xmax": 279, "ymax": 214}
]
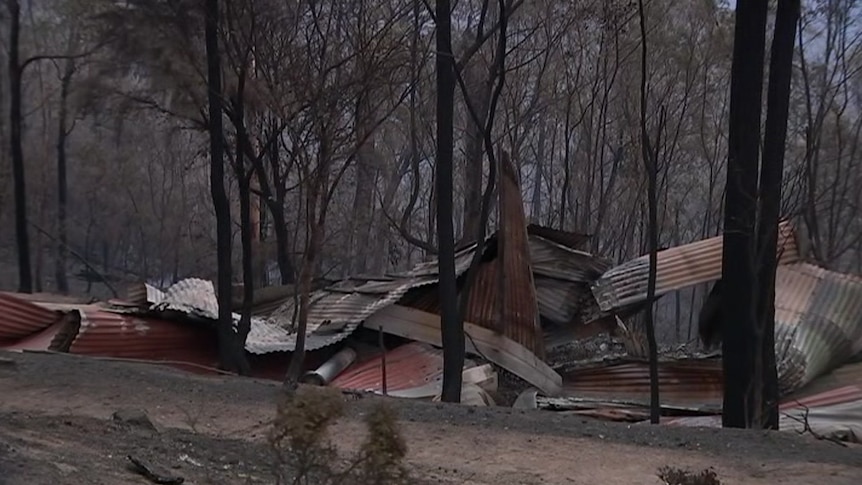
[{"xmin": 300, "ymin": 346, "xmax": 357, "ymax": 386}]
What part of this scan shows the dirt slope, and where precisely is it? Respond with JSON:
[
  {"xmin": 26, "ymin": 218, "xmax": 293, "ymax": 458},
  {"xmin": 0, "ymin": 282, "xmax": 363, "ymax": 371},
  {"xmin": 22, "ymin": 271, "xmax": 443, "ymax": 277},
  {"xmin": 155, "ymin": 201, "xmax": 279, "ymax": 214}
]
[{"xmin": 1, "ymin": 350, "xmax": 860, "ymax": 485}]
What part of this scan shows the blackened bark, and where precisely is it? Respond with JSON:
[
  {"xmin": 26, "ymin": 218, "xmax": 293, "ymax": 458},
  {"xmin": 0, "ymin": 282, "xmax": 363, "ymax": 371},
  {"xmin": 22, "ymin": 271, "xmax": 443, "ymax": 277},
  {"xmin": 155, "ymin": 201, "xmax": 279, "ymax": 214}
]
[
  {"xmin": 350, "ymin": 94, "xmax": 377, "ymax": 274},
  {"xmin": 7, "ymin": 0, "xmax": 33, "ymax": 293},
  {"xmin": 637, "ymin": 0, "xmax": 661, "ymax": 425},
  {"xmin": 460, "ymin": 61, "xmax": 492, "ymax": 243},
  {"xmin": 284, "ymin": 130, "xmax": 330, "ymax": 387},
  {"xmin": 756, "ymin": 0, "xmax": 800, "ymax": 430},
  {"xmin": 205, "ymin": 0, "xmax": 240, "ymax": 373},
  {"xmin": 435, "ymin": 0, "xmax": 464, "ymax": 403},
  {"xmin": 55, "ymin": 57, "xmax": 75, "ymax": 294},
  {"xmin": 261, "ymin": 120, "xmax": 295, "ymax": 284},
  {"xmin": 231, "ymin": 89, "xmax": 253, "ymax": 376},
  {"xmin": 721, "ymin": 0, "xmax": 768, "ymax": 429}
]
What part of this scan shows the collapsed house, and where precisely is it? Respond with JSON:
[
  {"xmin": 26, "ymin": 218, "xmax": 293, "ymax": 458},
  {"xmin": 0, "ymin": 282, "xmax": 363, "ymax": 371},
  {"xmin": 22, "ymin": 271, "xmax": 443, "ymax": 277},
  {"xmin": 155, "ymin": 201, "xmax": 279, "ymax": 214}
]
[{"xmin": 2, "ymin": 158, "xmax": 861, "ymax": 443}]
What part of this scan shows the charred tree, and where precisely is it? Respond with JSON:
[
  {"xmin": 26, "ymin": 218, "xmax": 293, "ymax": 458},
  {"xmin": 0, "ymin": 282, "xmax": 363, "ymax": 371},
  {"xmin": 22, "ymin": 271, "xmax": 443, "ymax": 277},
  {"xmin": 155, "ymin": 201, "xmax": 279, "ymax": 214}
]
[
  {"xmin": 460, "ymin": 57, "xmax": 492, "ymax": 244},
  {"xmin": 435, "ymin": 0, "xmax": 464, "ymax": 403},
  {"xmin": 721, "ymin": 0, "xmax": 768, "ymax": 428},
  {"xmin": 229, "ymin": 82, "xmax": 254, "ymax": 376},
  {"xmin": 637, "ymin": 0, "xmax": 661, "ymax": 425},
  {"xmin": 205, "ymin": 0, "xmax": 241, "ymax": 373},
  {"xmin": 54, "ymin": 55, "xmax": 76, "ymax": 295},
  {"xmin": 6, "ymin": 0, "xmax": 33, "ymax": 293},
  {"xmin": 756, "ymin": 0, "xmax": 800, "ymax": 430},
  {"xmin": 264, "ymin": 122, "xmax": 296, "ymax": 285}
]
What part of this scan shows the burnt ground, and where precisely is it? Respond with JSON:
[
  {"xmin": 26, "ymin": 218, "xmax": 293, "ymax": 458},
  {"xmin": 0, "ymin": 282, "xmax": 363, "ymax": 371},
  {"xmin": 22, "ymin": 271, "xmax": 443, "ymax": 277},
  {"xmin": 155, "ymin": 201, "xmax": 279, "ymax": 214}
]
[{"xmin": 0, "ymin": 350, "xmax": 860, "ymax": 485}]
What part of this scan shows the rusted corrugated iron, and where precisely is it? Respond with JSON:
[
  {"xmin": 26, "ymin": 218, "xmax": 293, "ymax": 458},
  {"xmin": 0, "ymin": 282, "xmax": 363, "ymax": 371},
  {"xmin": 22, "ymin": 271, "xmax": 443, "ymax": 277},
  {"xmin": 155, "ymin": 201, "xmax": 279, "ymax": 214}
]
[
  {"xmin": 558, "ymin": 358, "xmax": 723, "ymax": 411},
  {"xmin": 781, "ymin": 385, "xmax": 862, "ymax": 411},
  {"xmin": 1, "ymin": 320, "xmax": 65, "ymax": 351},
  {"xmin": 530, "ymin": 237, "xmax": 610, "ymax": 283},
  {"xmin": 662, "ymin": 383, "xmax": 862, "ymax": 442},
  {"xmin": 780, "ymin": 385, "xmax": 862, "ymax": 442},
  {"xmin": 591, "ymin": 220, "xmax": 799, "ymax": 313},
  {"xmin": 70, "ymin": 308, "xmax": 218, "ymax": 365},
  {"xmin": 0, "ymin": 292, "xmax": 63, "ymax": 340},
  {"xmin": 126, "ymin": 282, "xmax": 165, "ymax": 307},
  {"xmin": 497, "ymin": 152, "xmax": 544, "ymax": 357},
  {"xmin": 330, "ymin": 342, "xmax": 444, "ymax": 392},
  {"xmin": 697, "ymin": 263, "xmax": 862, "ymax": 394},
  {"xmin": 773, "ymin": 263, "xmax": 862, "ymax": 394},
  {"xmin": 526, "ymin": 224, "xmax": 590, "ymax": 250}
]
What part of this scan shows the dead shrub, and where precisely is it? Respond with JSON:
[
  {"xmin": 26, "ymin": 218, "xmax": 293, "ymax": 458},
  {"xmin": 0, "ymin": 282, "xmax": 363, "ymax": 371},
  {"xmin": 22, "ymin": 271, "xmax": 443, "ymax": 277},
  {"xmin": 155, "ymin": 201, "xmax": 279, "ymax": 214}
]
[
  {"xmin": 353, "ymin": 404, "xmax": 409, "ymax": 485},
  {"xmin": 657, "ymin": 466, "xmax": 721, "ymax": 485},
  {"xmin": 268, "ymin": 386, "xmax": 410, "ymax": 485}
]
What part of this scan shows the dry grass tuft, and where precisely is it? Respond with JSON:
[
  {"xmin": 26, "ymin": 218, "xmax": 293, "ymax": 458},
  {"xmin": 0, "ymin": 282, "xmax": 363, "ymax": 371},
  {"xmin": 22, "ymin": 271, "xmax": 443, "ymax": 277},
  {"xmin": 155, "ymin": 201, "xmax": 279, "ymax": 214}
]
[
  {"xmin": 268, "ymin": 386, "xmax": 410, "ymax": 485},
  {"xmin": 658, "ymin": 466, "xmax": 721, "ymax": 485}
]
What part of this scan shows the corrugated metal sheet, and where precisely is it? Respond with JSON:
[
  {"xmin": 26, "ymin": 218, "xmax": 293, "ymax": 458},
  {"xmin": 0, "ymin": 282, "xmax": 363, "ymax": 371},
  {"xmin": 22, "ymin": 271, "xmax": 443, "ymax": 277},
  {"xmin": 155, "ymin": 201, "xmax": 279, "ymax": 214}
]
[
  {"xmin": 662, "ymin": 384, "xmax": 862, "ymax": 441},
  {"xmin": 126, "ymin": 282, "xmax": 166, "ymax": 307},
  {"xmin": 259, "ymin": 277, "xmax": 437, "ymax": 353},
  {"xmin": 774, "ymin": 263, "xmax": 862, "ymax": 394},
  {"xmin": 0, "ymin": 292, "xmax": 63, "ymax": 339},
  {"xmin": 779, "ymin": 385, "xmax": 862, "ymax": 442},
  {"xmin": 330, "ymin": 342, "xmax": 444, "ymax": 392},
  {"xmin": 231, "ymin": 284, "xmax": 297, "ymax": 316},
  {"xmin": 591, "ymin": 220, "xmax": 800, "ymax": 313},
  {"xmin": 1, "ymin": 319, "xmax": 66, "ymax": 351},
  {"xmin": 526, "ymin": 224, "xmax": 590, "ymax": 250},
  {"xmin": 70, "ymin": 308, "xmax": 218, "ymax": 365},
  {"xmin": 780, "ymin": 385, "xmax": 862, "ymax": 411},
  {"xmin": 289, "ymin": 232, "xmax": 608, "ymax": 356},
  {"xmin": 530, "ymin": 237, "xmax": 610, "ymax": 283},
  {"xmin": 557, "ymin": 358, "xmax": 724, "ymax": 412},
  {"xmin": 154, "ymin": 278, "xmax": 220, "ymax": 320},
  {"xmin": 497, "ymin": 154, "xmax": 544, "ymax": 357}
]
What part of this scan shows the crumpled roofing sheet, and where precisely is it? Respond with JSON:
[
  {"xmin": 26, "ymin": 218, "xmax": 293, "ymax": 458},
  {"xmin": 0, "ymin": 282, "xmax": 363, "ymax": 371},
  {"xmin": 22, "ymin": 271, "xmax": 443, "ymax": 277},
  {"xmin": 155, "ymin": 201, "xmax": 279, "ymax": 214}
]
[
  {"xmin": 0, "ymin": 292, "xmax": 62, "ymax": 340},
  {"xmin": 774, "ymin": 263, "xmax": 862, "ymax": 394},
  {"xmin": 661, "ymin": 383, "xmax": 862, "ymax": 443},
  {"xmin": 264, "ymin": 232, "xmax": 610, "ymax": 354},
  {"xmin": 591, "ymin": 220, "xmax": 799, "ymax": 313}
]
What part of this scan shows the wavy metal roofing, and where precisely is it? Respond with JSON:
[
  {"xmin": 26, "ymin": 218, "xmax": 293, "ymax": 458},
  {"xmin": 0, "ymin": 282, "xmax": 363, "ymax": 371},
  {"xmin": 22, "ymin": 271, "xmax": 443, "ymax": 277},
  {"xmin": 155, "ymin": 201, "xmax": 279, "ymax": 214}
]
[
  {"xmin": 0, "ymin": 292, "xmax": 63, "ymax": 339},
  {"xmin": 70, "ymin": 308, "xmax": 218, "ymax": 365},
  {"xmin": 774, "ymin": 263, "xmax": 862, "ymax": 394},
  {"xmin": 329, "ymin": 342, "xmax": 444, "ymax": 392},
  {"xmin": 497, "ymin": 156, "xmax": 544, "ymax": 356},
  {"xmin": 555, "ymin": 357, "xmax": 724, "ymax": 412},
  {"xmin": 591, "ymin": 220, "xmax": 800, "ymax": 313}
]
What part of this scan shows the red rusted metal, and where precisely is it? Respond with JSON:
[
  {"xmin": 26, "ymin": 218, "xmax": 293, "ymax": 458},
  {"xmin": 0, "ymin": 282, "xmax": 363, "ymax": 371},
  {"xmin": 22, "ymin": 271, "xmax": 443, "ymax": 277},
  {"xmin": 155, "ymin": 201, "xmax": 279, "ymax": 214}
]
[
  {"xmin": 0, "ymin": 292, "xmax": 63, "ymax": 340},
  {"xmin": 330, "ymin": 342, "xmax": 443, "ymax": 392},
  {"xmin": 561, "ymin": 359, "xmax": 724, "ymax": 408},
  {"xmin": 526, "ymin": 224, "xmax": 590, "ymax": 250},
  {"xmin": 497, "ymin": 152, "xmax": 544, "ymax": 357},
  {"xmin": 70, "ymin": 308, "xmax": 218, "ymax": 366},
  {"xmin": 780, "ymin": 385, "xmax": 862, "ymax": 411},
  {"xmin": 1, "ymin": 320, "xmax": 66, "ymax": 351}
]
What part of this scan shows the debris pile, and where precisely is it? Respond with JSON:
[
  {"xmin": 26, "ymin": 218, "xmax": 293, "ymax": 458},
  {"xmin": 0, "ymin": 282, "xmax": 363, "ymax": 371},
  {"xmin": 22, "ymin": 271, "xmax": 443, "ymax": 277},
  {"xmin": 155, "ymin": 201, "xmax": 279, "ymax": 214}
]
[{"xmin": 2, "ymin": 155, "xmax": 861, "ymax": 442}]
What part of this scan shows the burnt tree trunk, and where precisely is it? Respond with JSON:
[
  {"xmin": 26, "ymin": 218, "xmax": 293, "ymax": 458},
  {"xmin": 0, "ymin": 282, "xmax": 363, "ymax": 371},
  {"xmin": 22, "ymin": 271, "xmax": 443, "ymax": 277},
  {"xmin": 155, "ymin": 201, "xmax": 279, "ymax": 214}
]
[
  {"xmin": 205, "ymin": 0, "xmax": 241, "ymax": 373},
  {"xmin": 350, "ymin": 94, "xmax": 378, "ymax": 275},
  {"xmin": 637, "ymin": 0, "xmax": 661, "ymax": 425},
  {"xmin": 435, "ymin": 0, "xmax": 464, "ymax": 403},
  {"xmin": 7, "ymin": 0, "xmax": 33, "ymax": 293},
  {"xmin": 54, "ymin": 56, "xmax": 75, "ymax": 294},
  {"xmin": 460, "ymin": 60, "xmax": 492, "ymax": 243},
  {"xmin": 230, "ymin": 87, "xmax": 254, "ymax": 376},
  {"xmin": 284, "ymin": 128, "xmax": 330, "ymax": 387},
  {"xmin": 261, "ymin": 119, "xmax": 295, "ymax": 285},
  {"xmin": 721, "ymin": 0, "xmax": 768, "ymax": 429},
  {"xmin": 756, "ymin": 0, "xmax": 800, "ymax": 430}
]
